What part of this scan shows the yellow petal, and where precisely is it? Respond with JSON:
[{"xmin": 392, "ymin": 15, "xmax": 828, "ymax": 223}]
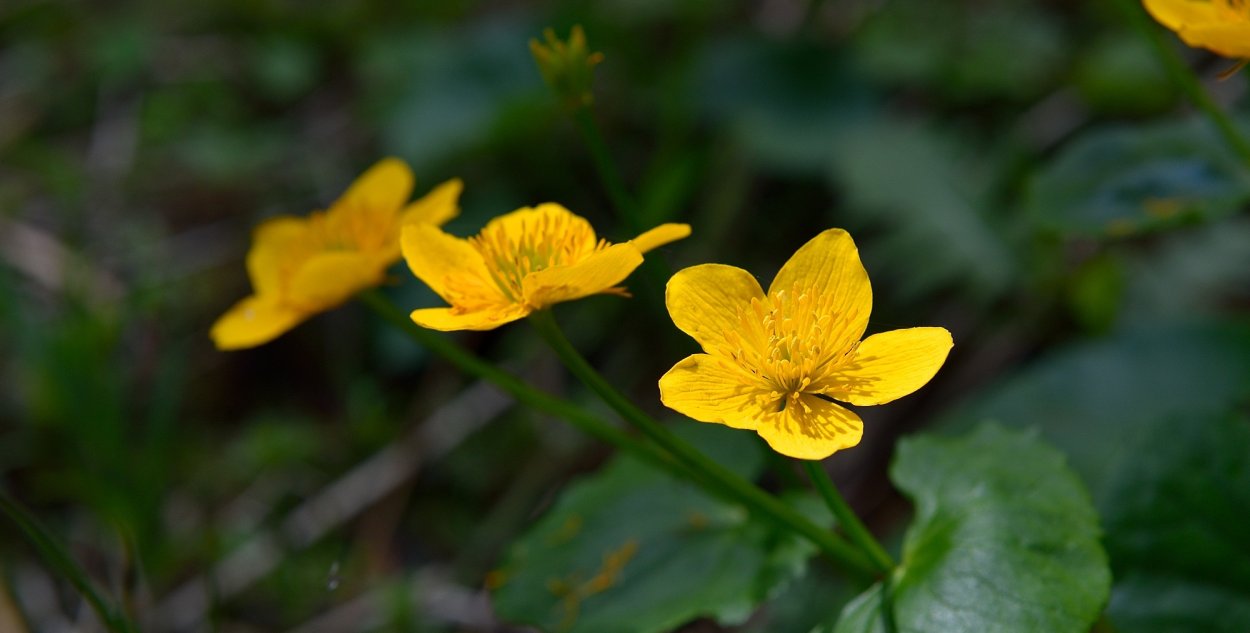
[
  {"xmin": 757, "ymin": 395, "xmax": 864, "ymax": 460},
  {"xmin": 521, "ymin": 242, "xmax": 642, "ymax": 309},
  {"xmin": 482, "ymin": 203, "xmax": 600, "ymax": 257},
  {"xmin": 631, "ymin": 223, "xmax": 691, "ymax": 254},
  {"xmin": 401, "ymin": 223, "xmax": 500, "ymax": 306},
  {"xmin": 658, "ymin": 354, "xmax": 769, "ymax": 430},
  {"xmin": 401, "ymin": 178, "xmax": 463, "ymax": 228},
  {"xmin": 1142, "ymin": 0, "xmax": 1223, "ymax": 31},
  {"xmin": 410, "ymin": 306, "xmax": 530, "ymax": 331},
  {"xmin": 820, "ymin": 327, "xmax": 953, "ymax": 406},
  {"xmin": 288, "ymin": 251, "xmax": 386, "ymax": 310},
  {"xmin": 768, "ymin": 228, "xmax": 871, "ymax": 355},
  {"xmin": 340, "ymin": 157, "xmax": 414, "ymax": 213},
  {"xmin": 246, "ymin": 216, "xmax": 309, "ymax": 296},
  {"xmin": 210, "ymin": 296, "xmax": 306, "ymax": 350},
  {"xmin": 665, "ymin": 263, "xmax": 766, "ymax": 356},
  {"xmin": 1180, "ymin": 23, "xmax": 1250, "ymax": 57}
]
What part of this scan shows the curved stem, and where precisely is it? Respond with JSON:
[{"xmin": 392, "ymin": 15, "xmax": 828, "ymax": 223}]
[
  {"xmin": 573, "ymin": 107, "xmax": 643, "ymax": 234},
  {"xmin": 359, "ymin": 290, "xmax": 671, "ymax": 472},
  {"xmin": 1118, "ymin": 0, "xmax": 1250, "ymax": 167},
  {"xmin": 0, "ymin": 488, "xmax": 138, "ymax": 633},
  {"xmin": 801, "ymin": 461, "xmax": 895, "ymax": 573},
  {"xmin": 527, "ymin": 309, "xmax": 880, "ymax": 581}
]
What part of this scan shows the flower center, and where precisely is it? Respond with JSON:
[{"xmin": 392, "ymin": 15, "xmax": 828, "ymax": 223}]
[
  {"xmin": 727, "ymin": 285, "xmax": 862, "ymax": 410},
  {"xmin": 468, "ymin": 211, "xmax": 604, "ymax": 302}
]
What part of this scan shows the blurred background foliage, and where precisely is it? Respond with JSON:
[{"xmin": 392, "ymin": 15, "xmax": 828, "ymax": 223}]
[{"xmin": 1, "ymin": 0, "xmax": 1248, "ymax": 630}]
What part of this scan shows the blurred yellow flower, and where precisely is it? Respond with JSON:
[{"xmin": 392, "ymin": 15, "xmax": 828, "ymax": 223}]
[
  {"xmin": 1143, "ymin": 0, "xmax": 1250, "ymax": 58},
  {"xmin": 659, "ymin": 229, "xmax": 952, "ymax": 460},
  {"xmin": 212, "ymin": 158, "xmax": 461, "ymax": 350},
  {"xmin": 402, "ymin": 203, "xmax": 689, "ymax": 331}
]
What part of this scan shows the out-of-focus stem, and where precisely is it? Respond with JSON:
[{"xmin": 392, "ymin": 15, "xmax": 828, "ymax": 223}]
[
  {"xmin": 0, "ymin": 488, "xmax": 138, "ymax": 633},
  {"xmin": 1119, "ymin": 0, "xmax": 1250, "ymax": 167}
]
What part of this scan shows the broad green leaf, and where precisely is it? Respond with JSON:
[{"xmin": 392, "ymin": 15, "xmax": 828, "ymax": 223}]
[
  {"xmin": 1102, "ymin": 414, "xmax": 1250, "ymax": 632},
  {"xmin": 949, "ymin": 322, "xmax": 1250, "ymax": 493},
  {"xmin": 1027, "ymin": 117, "xmax": 1250, "ymax": 237},
  {"xmin": 491, "ymin": 424, "xmax": 827, "ymax": 633},
  {"xmin": 832, "ymin": 425, "xmax": 1110, "ymax": 633},
  {"xmin": 946, "ymin": 323, "xmax": 1250, "ymax": 632}
]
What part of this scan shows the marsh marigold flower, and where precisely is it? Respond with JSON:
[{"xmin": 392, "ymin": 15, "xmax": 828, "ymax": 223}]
[
  {"xmin": 659, "ymin": 229, "xmax": 952, "ymax": 460},
  {"xmin": 1143, "ymin": 0, "xmax": 1250, "ymax": 58},
  {"xmin": 211, "ymin": 158, "xmax": 461, "ymax": 350},
  {"xmin": 401, "ymin": 204, "xmax": 689, "ymax": 331}
]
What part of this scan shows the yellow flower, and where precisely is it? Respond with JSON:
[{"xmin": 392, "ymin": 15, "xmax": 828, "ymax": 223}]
[
  {"xmin": 1143, "ymin": 0, "xmax": 1250, "ymax": 58},
  {"xmin": 658, "ymin": 229, "xmax": 953, "ymax": 460},
  {"xmin": 211, "ymin": 158, "xmax": 462, "ymax": 350},
  {"xmin": 401, "ymin": 203, "xmax": 690, "ymax": 331}
]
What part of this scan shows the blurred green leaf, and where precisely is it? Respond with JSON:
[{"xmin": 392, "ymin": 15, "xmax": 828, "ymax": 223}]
[
  {"xmin": 692, "ymin": 37, "xmax": 873, "ymax": 174},
  {"xmin": 832, "ymin": 425, "xmax": 1110, "ymax": 633},
  {"xmin": 1066, "ymin": 250, "xmax": 1125, "ymax": 333},
  {"xmin": 1102, "ymin": 414, "xmax": 1250, "ymax": 632},
  {"xmin": 852, "ymin": 0, "xmax": 1067, "ymax": 101},
  {"xmin": 949, "ymin": 322, "xmax": 1250, "ymax": 492},
  {"xmin": 1027, "ymin": 117, "xmax": 1250, "ymax": 237},
  {"xmin": 828, "ymin": 115, "xmax": 1016, "ymax": 301},
  {"xmin": 1074, "ymin": 32, "xmax": 1174, "ymax": 115},
  {"xmin": 491, "ymin": 423, "xmax": 825, "ymax": 633}
]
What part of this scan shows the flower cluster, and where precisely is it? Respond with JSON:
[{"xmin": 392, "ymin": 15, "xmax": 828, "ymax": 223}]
[{"xmin": 216, "ymin": 160, "xmax": 950, "ymax": 463}]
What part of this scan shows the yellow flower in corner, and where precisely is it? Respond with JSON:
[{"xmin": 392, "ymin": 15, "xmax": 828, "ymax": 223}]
[
  {"xmin": 402, "ymin": 204, "xmax": 690, "ymax": 331},
  {"xmin": 659, "ymin": 229, "xmax": 952, "ymax": 460},
  {"xmin": 1143, "ymin": 0, "xmax": 1250, "ymax": 59},
  {"xmin": 211, "ymin": 158, "xmax": 462, "ymax": 350}
]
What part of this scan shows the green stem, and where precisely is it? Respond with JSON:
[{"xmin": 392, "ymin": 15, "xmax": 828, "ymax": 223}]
[
  {"xmin": 1118, "ymin": 0, "xmax": 1250, "ymax": 167},
  {"xmin": 0, "ymin": 488, "xmax": 138, "ymax": 633},
  {"xmin": 527, "ymin": 309, "xmax": 880, "ymax": 581},
  {"xmin": 573, "ymin": 107, "xmax": 643, "ymax": 233},
  {"xmin": 359, "ymin": 290, "xmax": 670, "ymax": 472},
  {"xmin": 801, "ymin": 461, "xmax": 894, "ymax": 573}
]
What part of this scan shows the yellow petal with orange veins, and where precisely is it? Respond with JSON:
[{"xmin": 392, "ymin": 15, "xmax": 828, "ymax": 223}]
[
  {"xmin": 485, "ymin": 203, "xmax": 599, "ymax": 252},
  {"xmin": 658, "ymin": 354, "xmax": 769, "ymax": 430},
  {"xmin": 820, "ymin": 327, "xmax": 953, "ymax": 406},
  {"xmin": 521, "ymin": 242, "xmax": 643, "ymax": 309},
  {"xmin": 288, "ymin": 251, "xmax": 385, "ymax": 309},
  {"xmin": 757, "ymin": 395, "xmax": 864, "ymax": 460},
  {"xmin": 410, "ymin": 306, "xmax": 530, "ymax": 331},
  {"xmin": 402, "ymin": 223, "xmax": 496, "ymax": 305},
  {"xmin": 210, "ymin": 296, "xmax": 306, "ymax": 350},
  {"xmin": 768, "ymin": 228, "xmax": 871, "ymax": 355},
  {"xmin": 631, "ymin": 223, "xmax": 691, "ymax": 254},
  {"xmin": 247, "ymin": 216, "xmax": 308, "ymax": 296},
  {"xmin": 665, "ymin": 264, "xmax": 766, "ymax": 356},
  {"xmin": 340, "ymin": 157, "xmax": 414, "ymax": 213},
  {"xmin": 401, "ymin": 178, "xmax": 463, "ymax": 228}
]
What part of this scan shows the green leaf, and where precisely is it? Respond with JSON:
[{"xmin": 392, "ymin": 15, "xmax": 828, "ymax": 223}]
[
  {"xmin": 1102, "ymin": 414, "xmax": 1250, "ymax": 632},
  {"xmin": 491, "ymin": 423, "xmax": 826, "ymax": 633},
  {"xmin": 949, "ymin": 322, "xmax": 1250, "ymax": 492},
  {"xmin": 833, "ymin": 425, "xmax": 1110, "ymax": 633},
  {"xmin": 1027, "ymin": 117, "xmax": 1250, "ymax": 237}
]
